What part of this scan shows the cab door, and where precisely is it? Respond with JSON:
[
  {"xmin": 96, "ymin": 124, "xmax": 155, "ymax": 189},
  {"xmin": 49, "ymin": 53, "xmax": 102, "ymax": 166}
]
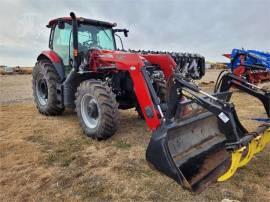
[{"xmin": 50, "ymin": 22, "xmax": 73, "ymax": 74}]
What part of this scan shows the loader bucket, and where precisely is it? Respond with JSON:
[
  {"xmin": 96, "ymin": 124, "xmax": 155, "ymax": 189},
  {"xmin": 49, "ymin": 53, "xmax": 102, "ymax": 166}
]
[{"xmin": 146, "ymin": 96, "xmax": 233, "ymax": 192}]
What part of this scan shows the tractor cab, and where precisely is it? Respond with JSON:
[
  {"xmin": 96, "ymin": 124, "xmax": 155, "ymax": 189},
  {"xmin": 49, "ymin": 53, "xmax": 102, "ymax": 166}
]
[{"xmin": 47, "ymin": 17, "xmax": 127, "ymax": 74}]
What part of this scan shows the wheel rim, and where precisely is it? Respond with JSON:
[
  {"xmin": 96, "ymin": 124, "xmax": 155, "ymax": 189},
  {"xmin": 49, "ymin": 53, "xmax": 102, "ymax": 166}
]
[
  {"xmin": 36, "ymin": 77, "xmax": 48, "ymax": 106},
  {"xmin": 81, "ymin": 94, "xmax": 100, "ymax": 129}
]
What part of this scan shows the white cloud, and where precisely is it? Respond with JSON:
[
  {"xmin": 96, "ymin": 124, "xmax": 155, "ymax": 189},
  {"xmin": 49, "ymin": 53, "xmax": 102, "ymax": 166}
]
[{"xmin": 0, "ymin": 0, "xmax": 269, "ymax": 66}]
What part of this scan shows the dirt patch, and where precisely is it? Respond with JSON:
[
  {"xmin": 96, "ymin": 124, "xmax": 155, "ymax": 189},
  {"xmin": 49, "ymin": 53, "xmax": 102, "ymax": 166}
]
[
  {"xmin": 0, "ymin": 70, "xmax": 269, "ymax": 201},
  {"xmin": 0, "ymin": 75, "xmax": 33, "ymax": 104}
]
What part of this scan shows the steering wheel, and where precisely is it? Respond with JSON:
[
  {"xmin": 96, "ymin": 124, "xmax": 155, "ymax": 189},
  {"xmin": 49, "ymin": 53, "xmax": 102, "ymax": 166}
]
[
  {"xmin": 82, "ymin": 40, "xmax": 102, "ymax": 50},
  {"xmin": 89, "ymin": 44, "xmax": 102, "ymax": 50},
  {"xmin": 82, "ymin": 39, "xmax": 94, "ymax": 46}
]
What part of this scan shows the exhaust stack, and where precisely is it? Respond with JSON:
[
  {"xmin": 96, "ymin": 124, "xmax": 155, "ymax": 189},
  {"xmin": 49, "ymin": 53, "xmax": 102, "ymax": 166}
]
[{"xmin": 70, "ymin": 12, "xmax": 79, "ymax": 71}]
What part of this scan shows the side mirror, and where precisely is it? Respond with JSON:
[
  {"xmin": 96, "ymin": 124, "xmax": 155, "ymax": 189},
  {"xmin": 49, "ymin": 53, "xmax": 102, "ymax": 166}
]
[
  {"xmin": 124, "ymin": 29, "xmax": 129, "ymax": 37},
  {"xmin": 113, "ymin": 28, "xmax": 129, "ymax": 37}
]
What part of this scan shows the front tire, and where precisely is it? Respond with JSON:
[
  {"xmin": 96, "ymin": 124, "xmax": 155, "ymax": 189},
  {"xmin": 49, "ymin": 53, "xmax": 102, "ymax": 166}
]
[
  {"xmin": 75, "ymin": 80, "xmax": 119, "ymax": 140},
  {"xmin": 32, "ymin": 60, "xmax": 64, "ymax": 115}
]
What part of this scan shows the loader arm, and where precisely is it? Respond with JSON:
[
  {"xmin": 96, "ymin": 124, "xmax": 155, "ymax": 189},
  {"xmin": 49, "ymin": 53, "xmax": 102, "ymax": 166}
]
[
  {"xmin": 126, "ymin": 65, "xmax": 162, "ymax": 130},
  {"xmin": 172, "ymin": 75, "xmax": 251, "ymax": 146},
  {"xmin": 215, "ymin": 72, "xmax": 270, "ymax": 117}
]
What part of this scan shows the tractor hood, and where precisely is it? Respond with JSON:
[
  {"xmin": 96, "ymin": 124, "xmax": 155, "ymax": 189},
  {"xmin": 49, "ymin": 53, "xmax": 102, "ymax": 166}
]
[
  {"xmin": 93, "ymin": 49, "xmax": 177, "ymax": 79},
  {"xmin": 94, "ymin": 49, "xmax": 145, "ymax": 69}
]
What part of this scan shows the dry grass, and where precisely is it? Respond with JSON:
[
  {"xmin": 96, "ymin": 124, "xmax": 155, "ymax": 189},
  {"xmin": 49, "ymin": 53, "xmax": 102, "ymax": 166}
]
[{"xmin": 0, "ymin": 72, "xmax": 269, "ymax": 201}]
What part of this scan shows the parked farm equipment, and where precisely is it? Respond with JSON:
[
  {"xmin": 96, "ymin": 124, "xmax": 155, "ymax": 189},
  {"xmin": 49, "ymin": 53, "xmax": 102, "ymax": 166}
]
[
  {"xmin": 223, "ymin": 49, "xmax": 270, "ymax": 83},
  {"xmin": 32, "ymin": 12, "xmax": 270, "ymax": 192}
]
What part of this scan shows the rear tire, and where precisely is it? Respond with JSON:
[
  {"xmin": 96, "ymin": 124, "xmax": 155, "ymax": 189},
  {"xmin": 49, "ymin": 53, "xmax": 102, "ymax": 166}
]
[
  {"xmin": 32, "ymin": 60, "xmax": 64, "ymax": 115},
  {"xmin": 75, "ymin": 80, "xmax": 119, "ymax": 140}
]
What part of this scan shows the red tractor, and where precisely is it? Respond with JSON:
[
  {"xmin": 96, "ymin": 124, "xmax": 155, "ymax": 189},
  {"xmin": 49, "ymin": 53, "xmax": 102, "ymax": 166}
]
[
  {"xmin": 33, "ymin": 12, "xmax": 269, "ymax": 192},
  {"xmin": 33, "ymin": 12, "xmax": 205, "ymax": 138}
]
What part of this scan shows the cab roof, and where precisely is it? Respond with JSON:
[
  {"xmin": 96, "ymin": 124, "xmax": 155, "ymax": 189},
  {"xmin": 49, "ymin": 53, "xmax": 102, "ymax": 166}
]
[{"xmin": 47, "ymin": 17, "xmax": 117, "ymax": 28}]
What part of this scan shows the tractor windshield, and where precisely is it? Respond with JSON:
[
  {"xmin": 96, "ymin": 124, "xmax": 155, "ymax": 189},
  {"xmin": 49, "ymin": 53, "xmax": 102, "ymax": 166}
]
[{"xmin": 77, "ymin": 24, "xmax": 115, "ymax": 51}]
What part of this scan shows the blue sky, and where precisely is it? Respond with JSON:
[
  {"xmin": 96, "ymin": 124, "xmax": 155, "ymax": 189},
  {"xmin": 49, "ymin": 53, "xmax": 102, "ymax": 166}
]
[{"xmin": 0, "ymin": 0, "xmax": 269, "ymax": 66}]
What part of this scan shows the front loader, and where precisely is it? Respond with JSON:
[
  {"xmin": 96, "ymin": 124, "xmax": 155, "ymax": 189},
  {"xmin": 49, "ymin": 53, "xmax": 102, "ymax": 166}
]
[
  {"xmin": 146, "ymin": 71, "xmax": 270, "ymax": 191},
  {"xmin": 32, "ymin": 12, "xmax": 269, "ymax": 192}
]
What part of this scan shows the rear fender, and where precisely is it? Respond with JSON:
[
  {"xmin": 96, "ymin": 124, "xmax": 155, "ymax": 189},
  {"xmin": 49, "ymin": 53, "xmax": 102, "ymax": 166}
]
[{"xmin": 37, "ymin": 50, "xmax": 65, "ymax": 82}]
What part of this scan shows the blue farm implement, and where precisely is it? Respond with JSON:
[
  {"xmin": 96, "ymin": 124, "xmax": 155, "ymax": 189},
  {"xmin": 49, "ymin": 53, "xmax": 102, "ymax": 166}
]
[{"xmin": 223, "ymin": 49, "xmax": 270, "ymax": 83}]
